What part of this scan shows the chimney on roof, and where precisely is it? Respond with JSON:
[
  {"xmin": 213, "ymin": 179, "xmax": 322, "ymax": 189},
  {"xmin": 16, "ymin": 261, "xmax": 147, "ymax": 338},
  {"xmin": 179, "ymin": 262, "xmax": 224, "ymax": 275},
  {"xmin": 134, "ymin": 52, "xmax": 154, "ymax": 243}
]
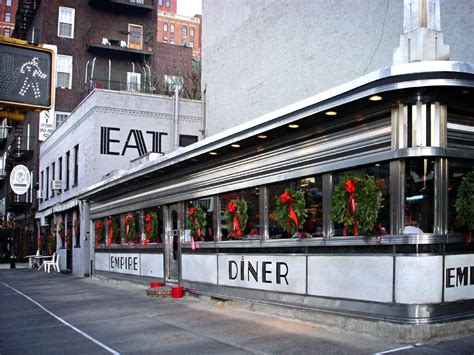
[{"xmin": 393, "ymin": 0, "xmax": 450, "ymax": 64}]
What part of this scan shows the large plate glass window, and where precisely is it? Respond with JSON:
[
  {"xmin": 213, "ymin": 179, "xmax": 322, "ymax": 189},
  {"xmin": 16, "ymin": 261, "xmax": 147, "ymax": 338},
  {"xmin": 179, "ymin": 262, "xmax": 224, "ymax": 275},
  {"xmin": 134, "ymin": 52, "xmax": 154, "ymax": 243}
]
[
  {"xmin": 220, "ymin": 188, "xmax": 259, "ymax": 241},
  {"xmin": 185, "ymin": 197, "xmax": 215, "ymax": 242},
  {"xmin": 448, "ymin": 159, "xmax": 474, "ymax": 233}
]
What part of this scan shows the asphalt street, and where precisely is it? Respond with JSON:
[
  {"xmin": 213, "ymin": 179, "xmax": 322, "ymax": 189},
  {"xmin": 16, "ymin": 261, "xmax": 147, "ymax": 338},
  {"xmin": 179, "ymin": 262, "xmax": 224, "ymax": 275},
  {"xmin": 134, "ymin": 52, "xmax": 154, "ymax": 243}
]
[{"xmin": 0, "ymin": 268, "xmax": 473, "ymax": 354}]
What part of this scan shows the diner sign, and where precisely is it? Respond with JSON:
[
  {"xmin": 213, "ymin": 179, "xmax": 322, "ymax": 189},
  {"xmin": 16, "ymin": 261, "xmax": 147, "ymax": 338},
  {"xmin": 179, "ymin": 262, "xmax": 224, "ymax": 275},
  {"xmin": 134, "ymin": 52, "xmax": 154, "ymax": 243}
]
[
  {"xmin": 218, "ymin": 254, "xmax": 306, "ymax": 294},
  {"xmin": 444, "ymin": 254, "xmax": 474, "ymax": 302}
]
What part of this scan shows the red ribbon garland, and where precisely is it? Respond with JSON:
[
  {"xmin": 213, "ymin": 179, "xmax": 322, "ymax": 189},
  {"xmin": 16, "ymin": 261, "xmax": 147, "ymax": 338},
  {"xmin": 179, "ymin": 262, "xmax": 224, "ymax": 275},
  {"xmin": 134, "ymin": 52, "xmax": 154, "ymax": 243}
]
[
  {"xmin": 343, "ymin": 179, "xmax": 358, "ymax": 238},
  {"xmin": 280, "ymin": 192, "xmax": 299, "ymax": 234}
]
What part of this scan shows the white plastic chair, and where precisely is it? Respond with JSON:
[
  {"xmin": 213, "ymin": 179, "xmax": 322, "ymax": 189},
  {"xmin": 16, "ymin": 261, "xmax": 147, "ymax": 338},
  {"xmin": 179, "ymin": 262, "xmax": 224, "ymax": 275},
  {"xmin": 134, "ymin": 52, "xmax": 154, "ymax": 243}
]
[{"xmin": 44, "ymin": 253, "xmax": 60, "ymax": 273}]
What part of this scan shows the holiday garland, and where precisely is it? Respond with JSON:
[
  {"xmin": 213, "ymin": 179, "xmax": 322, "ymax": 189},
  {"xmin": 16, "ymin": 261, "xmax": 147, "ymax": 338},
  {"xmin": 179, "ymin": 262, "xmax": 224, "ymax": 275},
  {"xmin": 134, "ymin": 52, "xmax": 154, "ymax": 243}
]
[
  {"xmin": 95, "ymin": 220, "xmax": 105, "ymax": 247},
  {"xmin": 107, "ymin": 217, "xmax": 118, "ymax": 246},
  {"xmin": 145, "ymin": 212, "xmax": 159, "ymax": 244},
  {"xmin": 274, "ymin": 189, "xmax": 306, "ymax": 235},
  {"xmin": 47, "ymin": 234, "xmax": 56, "ymax": 255},
  {"xmin": 455, "ymin": 170, "xmax": 474, "ymax": 234},
  {"xmin": 187, "ymin": 205, "xmax": 207, "ymax": 241},
  {"xmin": 224, "ymin": 198, "xmax": 248, "ymax": 239},
  {"xmin": 124, "ymin": 215, "xmax": 137, "ymax": 244},
  {"xmin": 58, "ymin": 221, "xmax": 65, "ymax": 246},
  {"xmin": 330, "ymin": 174, "xmax": 383, "ymax": 238}
]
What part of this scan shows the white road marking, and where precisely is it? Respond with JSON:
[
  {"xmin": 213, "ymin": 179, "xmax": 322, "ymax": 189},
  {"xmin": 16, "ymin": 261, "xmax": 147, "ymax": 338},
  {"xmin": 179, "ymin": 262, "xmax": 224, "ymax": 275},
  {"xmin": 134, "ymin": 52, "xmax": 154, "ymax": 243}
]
[
  {"xmin": 0, "ymin": 281, "xmax": 120, "ymax": 355},
  {"xmin": 374, "ymin": 344, "xmax": 419, "ymax": 354}
]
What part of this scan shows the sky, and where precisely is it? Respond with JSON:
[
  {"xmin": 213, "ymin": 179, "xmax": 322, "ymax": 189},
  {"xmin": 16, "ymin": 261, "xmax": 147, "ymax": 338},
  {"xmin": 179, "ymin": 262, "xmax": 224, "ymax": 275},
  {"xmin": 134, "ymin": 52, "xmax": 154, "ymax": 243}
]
[{"xmin": 177, "ymin": 0, "xmax": 202, "ymax": 17}]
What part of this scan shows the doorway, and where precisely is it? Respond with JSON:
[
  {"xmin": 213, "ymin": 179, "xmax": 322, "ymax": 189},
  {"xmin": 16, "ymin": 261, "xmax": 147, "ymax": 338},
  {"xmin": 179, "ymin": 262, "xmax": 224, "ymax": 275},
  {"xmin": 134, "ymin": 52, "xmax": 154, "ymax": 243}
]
[{"xmin": 165, "ymin": 203, "xmax": 182, "ymax": 284}]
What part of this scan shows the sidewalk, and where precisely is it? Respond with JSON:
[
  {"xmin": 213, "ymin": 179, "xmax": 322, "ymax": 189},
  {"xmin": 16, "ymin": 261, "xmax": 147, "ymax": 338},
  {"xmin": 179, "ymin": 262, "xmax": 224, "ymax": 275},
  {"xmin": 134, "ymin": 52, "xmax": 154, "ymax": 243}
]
[{"xmin": 0, "ymin": 262, "xmax": 29, "ymax": 269}]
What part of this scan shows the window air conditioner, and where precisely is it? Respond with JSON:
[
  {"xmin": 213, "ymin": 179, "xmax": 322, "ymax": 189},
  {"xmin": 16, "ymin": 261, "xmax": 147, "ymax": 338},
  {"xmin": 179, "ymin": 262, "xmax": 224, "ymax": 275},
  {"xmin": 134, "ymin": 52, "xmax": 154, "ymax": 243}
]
[
  {"xmin": 51, "ymin": 180, "xmax": 63, "ymax": 191},
  {"xmin": 120, "ymin": 41, "xmax": 128, "ymax": 48},
  {"xmin": 102, "ymin": 38, "xmax": 111, "ymax": 46}
]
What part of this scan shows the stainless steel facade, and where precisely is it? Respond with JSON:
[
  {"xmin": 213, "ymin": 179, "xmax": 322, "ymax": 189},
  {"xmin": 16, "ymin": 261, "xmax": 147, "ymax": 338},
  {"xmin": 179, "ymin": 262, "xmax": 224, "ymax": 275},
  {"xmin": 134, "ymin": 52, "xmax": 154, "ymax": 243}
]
[{"xmin": 85, "ymin": 62, "xmax": 474, "ymax": 325}]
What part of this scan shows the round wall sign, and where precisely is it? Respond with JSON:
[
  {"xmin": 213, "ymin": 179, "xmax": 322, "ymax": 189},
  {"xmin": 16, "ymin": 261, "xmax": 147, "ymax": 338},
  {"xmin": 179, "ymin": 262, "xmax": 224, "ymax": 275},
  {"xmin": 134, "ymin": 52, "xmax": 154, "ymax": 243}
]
[{"xmin": 10, "ymin": 164, "xmax": 31, "ymax": 195}]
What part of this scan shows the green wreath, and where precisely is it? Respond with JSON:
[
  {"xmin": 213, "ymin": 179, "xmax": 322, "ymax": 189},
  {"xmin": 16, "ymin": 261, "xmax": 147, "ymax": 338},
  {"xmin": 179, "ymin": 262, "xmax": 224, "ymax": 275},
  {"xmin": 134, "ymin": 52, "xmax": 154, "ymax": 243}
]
[
  {"xmin": 95, "ymin": 220, "xmax": 105, "ymax": 246},
  {"xmin": 330, "ymin": 174, "xmax": 383, "ymax": 237},
  {"xmin": 224, "ymin": 197, "xmax": 248, "ymax": 239},
  {"xmin": 187, "ymin": 205, "xmax": 207, "ymax": 240},
  {"xmin": 455, "ymin": 170, "xmax": 474, "ymax": 232},
  {"xmin": 145, "ymin": 212, "xmax": 160, "ymax": 243},
  {"xmin": 274, "ymin": 188, "xmax": 306, "ymax": 235},
  {"xmin": 124, "ymin": 215, "xmax": 137, "ymax": 243},
  {"xmin": 107, "ymin": 217, "xmax": 119, "ymax": 245}
]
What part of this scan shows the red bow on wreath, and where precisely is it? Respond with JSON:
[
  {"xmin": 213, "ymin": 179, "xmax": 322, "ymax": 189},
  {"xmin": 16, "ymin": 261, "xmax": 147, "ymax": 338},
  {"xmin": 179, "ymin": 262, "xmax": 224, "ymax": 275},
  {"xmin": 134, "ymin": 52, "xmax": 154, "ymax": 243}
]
[
  {"xmin": 344, "ymin": 179, "xmax": 358, "ymax": 238},
  {"xmin": 280, "ymin": 191, "xmax": 299, "ymax": 234},
  {"xmin": 227, "ymin": 201, "xmax": 242, "ymax": 238}
]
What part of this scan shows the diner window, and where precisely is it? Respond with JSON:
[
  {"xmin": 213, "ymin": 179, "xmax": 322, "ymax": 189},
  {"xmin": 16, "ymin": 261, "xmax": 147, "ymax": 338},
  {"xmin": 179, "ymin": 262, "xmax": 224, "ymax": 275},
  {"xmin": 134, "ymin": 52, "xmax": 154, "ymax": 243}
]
[
  {"xmin": 163, "ymin": 22, "xmax": 168, "ymax": 32},
  {"xmin": 332, "ymin": 163, "xmax": 390, "ymax": 237},
  {"xmin": 220, "ymin": 188, "xmax": 260, "ymax": 241},
  {"xmin": 122, "ymin": 211, "xmax": 140, "ymax": 244},
  {"xmin": 107, "ymin": 215, "xmax": 122, "ymax": 245},
  {"xmin": 58, "ymin": 7, "xmax": 75, "ymax": 38},
  {"xmin": 448, "ymin": 159, "xmax": 474, "ymax": 233},
  {"xmin": 404, "ymin": 159, "xmax": 434, "ymax": 234},
  {"xmin": 94, "ymin": 218, "xmax": 105, "ymax": 246},
  {"xmin": 144, "ymin": 207, "xmax": 164, "ymax": 243},
  {"xmin": 268, "ymin": 176, "xmax": 323, "ymax": 239},
  {"xmin": 185, "ymin": 198, "xmax": 214, "ymax": 242}
]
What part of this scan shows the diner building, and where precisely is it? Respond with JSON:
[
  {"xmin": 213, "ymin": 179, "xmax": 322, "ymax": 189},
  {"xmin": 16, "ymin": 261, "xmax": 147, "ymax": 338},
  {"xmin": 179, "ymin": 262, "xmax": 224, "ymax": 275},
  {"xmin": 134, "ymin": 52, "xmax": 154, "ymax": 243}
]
[{"xmin": 76, "ymin": 1, "xmax": 473, "ymax": 337}]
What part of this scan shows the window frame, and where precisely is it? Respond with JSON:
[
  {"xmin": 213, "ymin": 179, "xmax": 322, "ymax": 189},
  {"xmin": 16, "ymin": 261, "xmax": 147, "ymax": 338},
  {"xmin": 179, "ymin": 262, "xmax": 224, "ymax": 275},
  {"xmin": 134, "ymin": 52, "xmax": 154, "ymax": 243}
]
[
  {"xmin": 73, "ymin": 145, "xmax": 79, "ymax": 187},
  {"xmin": 65, "ymin": 151, "xmax": 70, "ymax": 191},
  {"xmin": 57, "ymin": 6, "xmax": 75, "ymax": 39},
  {"xmin": 56, "ymin": 55, "xmax": 73, "ymax": 89}
]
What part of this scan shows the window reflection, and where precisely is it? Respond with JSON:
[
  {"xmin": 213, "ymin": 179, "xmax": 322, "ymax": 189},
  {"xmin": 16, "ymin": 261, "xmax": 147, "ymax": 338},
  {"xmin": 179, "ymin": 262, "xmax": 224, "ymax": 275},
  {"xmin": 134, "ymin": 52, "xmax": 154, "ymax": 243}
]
[
  {"xmin": 220, "ymin": 189, "xmax": 259, "ymax": 240},
  {"xmin": 405, "ymin": 159, "xmax": 434, "ymax": 233},
  {"xmin": 448, "ymin": 159, "xmax": 474, "ymax": 233}
]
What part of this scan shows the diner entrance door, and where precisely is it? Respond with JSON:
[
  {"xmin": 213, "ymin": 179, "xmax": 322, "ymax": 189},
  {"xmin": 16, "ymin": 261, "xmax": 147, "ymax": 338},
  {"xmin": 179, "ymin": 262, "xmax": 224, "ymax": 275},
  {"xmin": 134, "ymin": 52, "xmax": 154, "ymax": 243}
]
[{"xmin": 165, "ymin": 203, "xmax": 182, "ymax": 284}]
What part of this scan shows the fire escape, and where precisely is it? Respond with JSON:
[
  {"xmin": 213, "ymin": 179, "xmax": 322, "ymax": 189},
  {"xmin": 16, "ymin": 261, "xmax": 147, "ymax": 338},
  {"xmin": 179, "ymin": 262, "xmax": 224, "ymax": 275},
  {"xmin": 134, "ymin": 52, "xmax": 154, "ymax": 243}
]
[{"xmin": 12, "ymin": 0, "xmax": 40, "ymax": 40}]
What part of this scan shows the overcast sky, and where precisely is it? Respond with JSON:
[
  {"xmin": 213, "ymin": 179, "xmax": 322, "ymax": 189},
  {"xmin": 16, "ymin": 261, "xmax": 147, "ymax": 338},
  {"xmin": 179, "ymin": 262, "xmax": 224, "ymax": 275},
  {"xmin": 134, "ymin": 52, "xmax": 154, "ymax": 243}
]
[{"xmin": 177, "ymin": 0, "xmax": 202, "ymax": 17}]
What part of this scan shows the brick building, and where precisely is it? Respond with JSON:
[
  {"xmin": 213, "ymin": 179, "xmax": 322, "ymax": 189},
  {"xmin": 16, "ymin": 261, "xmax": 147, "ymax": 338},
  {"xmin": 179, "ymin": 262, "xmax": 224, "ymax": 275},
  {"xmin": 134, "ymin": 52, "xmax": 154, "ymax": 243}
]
[
  {"xmin": 0, "ymin": 0, "xmax": 17, "ymax": 37},
  {"xmin": 157, "ymin": 0, "xmax": 201, "ymax": 60}
]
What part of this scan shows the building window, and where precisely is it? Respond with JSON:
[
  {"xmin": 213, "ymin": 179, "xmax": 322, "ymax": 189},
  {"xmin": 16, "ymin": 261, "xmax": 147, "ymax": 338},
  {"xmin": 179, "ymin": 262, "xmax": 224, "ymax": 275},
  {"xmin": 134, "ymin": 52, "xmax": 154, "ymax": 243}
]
[
  {"xmin": 51, "ymin": 162, "xmax": 56, "ymax": 197},
  {"xmin": 179, "ymin": 135, "xmax": 198, "ymax": 147},
  {"xmin": 4, "ymin": 28, "xmax": 10, "ymax": 37},
  {"xmin": 58, "ymin": 157, "xmax": 63, "ymax": 195},
  {"xmin": 170, "ymin": 38, "xmax": 174, "ymax": 44},
  {"xmin": 128, "ymin": 24, "xmax": 143, "ymax": 50},
  {"xmin": 162, "ymin": 37, "xmax": 168, "ymax": 43},
  {"xmin": 5, "ymin": 12, "xmax": 10, "ymax": 23},
  {"xmin": 170, "ymin": 24, "xmax": 175, "ymax": 33},
  {"xmin": 28, "ymin": 170, "xmax": 33, "ymax": 203},
  {"xmin": 166, "ymin": 0, "xmax": 170, "ymax": 7},
  {"xmin": 163, "ymin": 22, "xmax": 168, "ymax": 32},
  {"xmin": 158, "ymin": 0, "xmax": 163, "ymax": 5},
  {"xmin": 58, "ymin": 7, "xmax": 75, "ymax": 38},
  {"xmin": 40, "ymin": 171, "xmax": 44, "ymax": 201},
  {"xmin": 65, "ymin": 151, "xmax": 70, "ymax": 190},
  {"xmin": 56, "ymin": 55, "xmax": 73, "ymax": 89},
  {"xmin": 190, "ymin": 27, "xmax": 194, "ymax": 37},
  {"xmin": 55, "ymin": 112, "xmax": 69, "ymax": 128},
  {"xmin": 127, "ymin": 72, "xmax": 141, "ymax": 92},
  {"xmin": 181, "ymin": 39, "xmax": 186, "ymax": 46},
  {"xmin": 46, "ymin": 167, "xmax": 49, "ymax": 200},
  {"xmin": 73, "ymin": 145, "xmax": 79, "ymax": 187},
  {"xmin": 182, "ymin": 26, "xmax": 187, "ymax": 36},
  {"xmin": 189, "ymin": 41, "xmax": 194, "ymax": 48},
  {"xmin": 6, "ymin": 0, "xmax": 12, "ymax": 5}
]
